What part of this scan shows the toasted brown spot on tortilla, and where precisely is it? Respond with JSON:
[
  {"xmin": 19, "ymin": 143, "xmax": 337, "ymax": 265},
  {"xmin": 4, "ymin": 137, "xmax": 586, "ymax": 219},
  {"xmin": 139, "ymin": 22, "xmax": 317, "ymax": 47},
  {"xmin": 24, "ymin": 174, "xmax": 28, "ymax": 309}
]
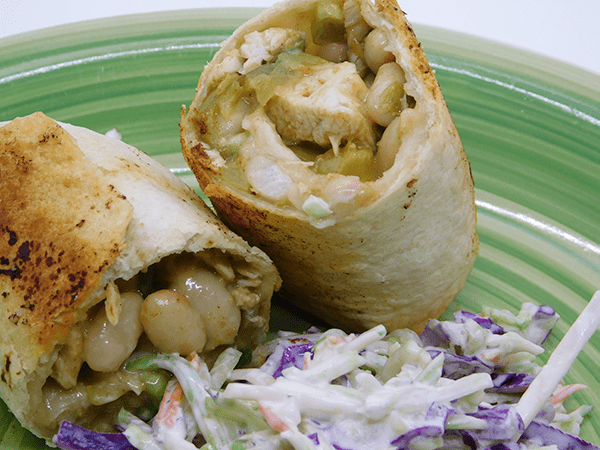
[{"xmin": 0, "ymin": 112, "xmax": 133, "ymax": 370}]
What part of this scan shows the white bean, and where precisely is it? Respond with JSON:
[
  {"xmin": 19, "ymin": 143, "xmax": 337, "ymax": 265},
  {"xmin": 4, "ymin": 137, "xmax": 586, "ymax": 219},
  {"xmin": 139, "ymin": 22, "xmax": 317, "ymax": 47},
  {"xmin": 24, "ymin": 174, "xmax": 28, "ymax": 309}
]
[
  {"xmin": 317, "ymin": 42, "xmax": 348, "ymax": 63},
  {"xmin": 84, "ymin": 292, "xmax": 143, "ymax": 372},
  {"xmin": 364, "ymin": 28, "xmax": 395, "ymax": 73},
  {"xmin": 375, "ymin": 114, "xmax": 402, "ymax": 176},
  {"xmin": 167, "ymin": 260, "xmax": 241, "ymax": 351},
  {"xmin": 365, "ymin": 62, "xmax": 406, "ymax": 127},
  {"xmin": 140, "ymin": 289, "xmax": 207, "ymax": 355}
]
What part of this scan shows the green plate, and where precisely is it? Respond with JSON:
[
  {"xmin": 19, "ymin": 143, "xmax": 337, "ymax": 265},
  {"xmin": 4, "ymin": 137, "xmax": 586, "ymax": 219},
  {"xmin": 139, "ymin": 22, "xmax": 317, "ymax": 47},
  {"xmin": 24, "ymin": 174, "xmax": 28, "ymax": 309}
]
[{"xmin": 1, "ymin": 8, "xmax": 599, "ymax": 448}]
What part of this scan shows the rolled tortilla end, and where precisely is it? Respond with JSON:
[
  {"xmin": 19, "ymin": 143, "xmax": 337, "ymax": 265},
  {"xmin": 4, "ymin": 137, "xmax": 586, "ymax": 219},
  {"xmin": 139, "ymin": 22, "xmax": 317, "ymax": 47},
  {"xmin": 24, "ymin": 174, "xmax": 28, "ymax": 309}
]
[
  {"xmin": 180, "ymin": 0, "xmax": 478, "ymax": 333},
  {"xmin": 0, "ymin": 112, "xmax": 281, "ymax": 441}
]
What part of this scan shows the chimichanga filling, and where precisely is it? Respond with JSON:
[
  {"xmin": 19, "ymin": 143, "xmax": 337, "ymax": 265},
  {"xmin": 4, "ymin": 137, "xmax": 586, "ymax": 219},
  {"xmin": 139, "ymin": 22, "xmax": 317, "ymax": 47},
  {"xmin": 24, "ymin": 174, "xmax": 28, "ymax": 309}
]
[
  {"xmin": 188, "ymin": 0, "xmax": 421, "ymax": 228},
  {"xmin": 0, "ymin": 112, "xmax": 280, "ymax": 441},
  {"xmin": 180, "ymin": 0, "xmax": 477, "ymax": 334},
  {"xmin": 39, "ymin": 250, "xmax": 267, "ymax": 433}
]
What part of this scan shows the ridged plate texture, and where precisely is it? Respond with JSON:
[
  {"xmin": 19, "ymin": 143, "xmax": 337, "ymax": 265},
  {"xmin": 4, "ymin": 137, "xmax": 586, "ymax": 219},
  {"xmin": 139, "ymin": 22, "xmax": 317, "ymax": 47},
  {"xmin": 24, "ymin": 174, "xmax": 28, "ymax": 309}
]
[{"xmin": 1, "ymin": 8, "xmax": 599, "ymax": 448}]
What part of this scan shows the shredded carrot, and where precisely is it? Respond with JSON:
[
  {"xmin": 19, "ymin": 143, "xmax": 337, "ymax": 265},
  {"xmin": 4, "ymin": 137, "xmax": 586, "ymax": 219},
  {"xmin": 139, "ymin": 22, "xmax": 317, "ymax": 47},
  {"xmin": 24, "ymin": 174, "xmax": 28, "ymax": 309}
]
[
  {"xmin": 188, "ymin": 352, "xmax": 201, "ymax": 371},
  {"xmin": 259, "ymin": 403, "xmax": 290, "ymax": 432},
  {"xmin": 156, "ymin": 380, "xmax": 184, "ymax": 427},
  {"xmin": 155, "ymin": 352, "xmax": 202, "ymax": 428},
  {"xmin": 478, "ymin": 349, "xmax": 504, "ymax": 365},
  {"xmin": 302, "ymin": 352, "xmax": 312, "ymax": 370},
  {"xmin": 550, "ymin": 384, "xmax": 588, "ymax": 405}
]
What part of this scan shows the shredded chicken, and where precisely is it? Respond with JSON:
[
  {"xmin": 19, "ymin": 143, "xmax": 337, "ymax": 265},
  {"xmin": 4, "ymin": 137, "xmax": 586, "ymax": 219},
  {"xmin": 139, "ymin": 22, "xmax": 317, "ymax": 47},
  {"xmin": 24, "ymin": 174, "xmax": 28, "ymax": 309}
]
[{"xmin": 238, "ymin": 28, "xmax": 305, "ymax": 74}]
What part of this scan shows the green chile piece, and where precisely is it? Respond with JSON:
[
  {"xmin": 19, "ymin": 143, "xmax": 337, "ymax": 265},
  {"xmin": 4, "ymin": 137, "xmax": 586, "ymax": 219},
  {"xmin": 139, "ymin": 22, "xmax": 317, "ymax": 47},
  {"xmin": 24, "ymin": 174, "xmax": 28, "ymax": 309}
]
[
  {"xmin": 311, "ymin": 0, "xmax": 346, "ymax": 45},
  {"xmin": 313, "ymin": 142, "xmax": 376, "ymax": 181}
]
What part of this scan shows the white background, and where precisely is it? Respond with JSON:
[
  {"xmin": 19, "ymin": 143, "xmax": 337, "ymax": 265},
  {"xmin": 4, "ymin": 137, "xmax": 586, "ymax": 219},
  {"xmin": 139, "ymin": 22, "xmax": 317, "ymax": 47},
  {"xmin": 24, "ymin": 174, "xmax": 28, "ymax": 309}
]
[{"xmin": 0, "ymin": 0, "xmax": 599, "ymax": 76}]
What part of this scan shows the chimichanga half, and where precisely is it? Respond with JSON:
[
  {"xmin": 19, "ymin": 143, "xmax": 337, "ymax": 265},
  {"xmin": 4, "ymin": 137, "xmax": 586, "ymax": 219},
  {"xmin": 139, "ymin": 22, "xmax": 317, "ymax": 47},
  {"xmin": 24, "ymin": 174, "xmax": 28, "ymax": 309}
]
[
  {"xmin": 180, "ymin": 0, "xmax": 478, "ymax": 332},
  {"xmin": 0, "ymin": 112, "xmax": 280, "ymax": 442}
]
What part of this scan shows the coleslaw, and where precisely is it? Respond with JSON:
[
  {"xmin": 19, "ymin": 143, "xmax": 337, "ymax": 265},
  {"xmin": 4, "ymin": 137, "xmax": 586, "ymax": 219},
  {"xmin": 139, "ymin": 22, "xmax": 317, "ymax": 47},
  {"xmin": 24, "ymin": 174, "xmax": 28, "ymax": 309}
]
[{"xmin": 52, "ymin": 291, "xmax": 600, "ymax": 450}]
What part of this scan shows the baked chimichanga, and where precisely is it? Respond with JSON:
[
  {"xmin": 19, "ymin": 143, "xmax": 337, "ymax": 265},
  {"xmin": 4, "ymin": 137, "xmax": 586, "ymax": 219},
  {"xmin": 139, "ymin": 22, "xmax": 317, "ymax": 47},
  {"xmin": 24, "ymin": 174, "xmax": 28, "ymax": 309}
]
[
  {"xmin": 180, "ymin": 0, "xmax": 478, "ymax": 332},
  {"xmin": 0, "ymin": 112, "xmax": 280, "ymax": 442}
]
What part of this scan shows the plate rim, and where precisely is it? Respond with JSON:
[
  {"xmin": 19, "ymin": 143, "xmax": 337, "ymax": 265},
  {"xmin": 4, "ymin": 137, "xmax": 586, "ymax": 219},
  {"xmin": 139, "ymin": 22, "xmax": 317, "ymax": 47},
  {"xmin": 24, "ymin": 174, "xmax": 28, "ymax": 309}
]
[
  {"xmin": 0, "ymin": 6, "xmax": 599, "ymax": 449},
  {"xmin": 1, "ymin": 7, "xmax": 599, "ymax": 103}
]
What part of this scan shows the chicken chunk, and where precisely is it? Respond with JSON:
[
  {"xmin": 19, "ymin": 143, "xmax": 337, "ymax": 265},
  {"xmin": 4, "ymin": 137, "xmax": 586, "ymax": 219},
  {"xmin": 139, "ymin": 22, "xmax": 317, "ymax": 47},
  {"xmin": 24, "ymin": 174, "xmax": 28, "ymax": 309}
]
[{"xmin": 265, "ymin": 61, "xmax": 376, "ymax": 151}]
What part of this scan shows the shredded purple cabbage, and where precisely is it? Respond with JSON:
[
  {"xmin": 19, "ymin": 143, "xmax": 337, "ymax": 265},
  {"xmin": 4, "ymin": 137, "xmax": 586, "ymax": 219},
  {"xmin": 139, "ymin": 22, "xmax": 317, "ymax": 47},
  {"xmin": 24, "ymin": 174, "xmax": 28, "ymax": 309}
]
[
  {"xmin": 308, "ymin": 432, "xmax": 320, "ymax": 445},
  {"xmin": 521, "ymin": 421, "xmax": 600, "ymax": 450},
  {"xmin": 453, "ymin": 311, "xmax": 505, "ymax": 335},
  {"xmin": 487, "ymin": 444, "xmax": 521, "ymax": 450},
  {"xmin": 446, "ymin": 429, "xmax": 478, "ymax": 450},
  {"xmin": 420, "ymin": 311, "xmax": 505, "ymax": 349},
  {"xmin": 488, "ymin": 372, "xmax": 535, "ymax": 394},
  {"xmin": 427, "ymin": 349, "xmax": 495, "ymax": 379},
  {"xmin": 391, "ymin": 403, "xmax": 452, "ymax": 448},
  {"xmin": 272, "ymin": 342, "xmax": 314, "ymax": 378},
  {"xmin": 391, "ymin": 425, "xmax": 444, "ymax": 448},
  {"xmin": 534, "ymin": 305, "xmax": 556, "ymax": 319},
  {"xmin": 332, "ymin": 445, "xmax": 353, "ymax": 450},
  {"xmin": 418, "ymin": 321, "xmax": 451, "ymax": 348},
  {"xmin": 527, "ymin": 305, "xmax": 558, "ymax": 345},
  {"xmin": 52, "ymin": 421, "xmax": 135, "ymax": 450},
  {"xmin": 531, "ymin": 402, "xmax": 556, "ymax": 425},
  {"xmin": 467, "ymin": 405, "xmax": 524, "ymax": 442}
]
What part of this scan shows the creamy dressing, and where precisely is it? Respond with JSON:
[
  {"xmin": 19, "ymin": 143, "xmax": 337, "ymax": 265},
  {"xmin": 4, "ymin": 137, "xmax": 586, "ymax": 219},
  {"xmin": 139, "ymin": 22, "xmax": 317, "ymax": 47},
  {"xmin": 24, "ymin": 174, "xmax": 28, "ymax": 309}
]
[
  {"xmin": 112, "ymin": 298, "xmax": 600, "ymax": 450},
  {"xmin": 515, "ymin": 291, "xmax": 600, "ymax": 430}
]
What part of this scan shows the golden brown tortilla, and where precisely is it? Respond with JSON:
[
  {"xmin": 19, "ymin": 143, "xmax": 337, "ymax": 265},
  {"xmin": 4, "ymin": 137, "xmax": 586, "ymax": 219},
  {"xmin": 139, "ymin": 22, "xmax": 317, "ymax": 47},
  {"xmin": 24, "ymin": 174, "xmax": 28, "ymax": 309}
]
[
  {"xmin": 1, "ymin": 113, "xmax": 132, "ymax": 381},
  {"xmin": 0, "ymin": 112, "xmax": 281, "ymax": 442},
  {"xmin": 180, "ymin": 0, "xmax": 478, "ymax": 333}
]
